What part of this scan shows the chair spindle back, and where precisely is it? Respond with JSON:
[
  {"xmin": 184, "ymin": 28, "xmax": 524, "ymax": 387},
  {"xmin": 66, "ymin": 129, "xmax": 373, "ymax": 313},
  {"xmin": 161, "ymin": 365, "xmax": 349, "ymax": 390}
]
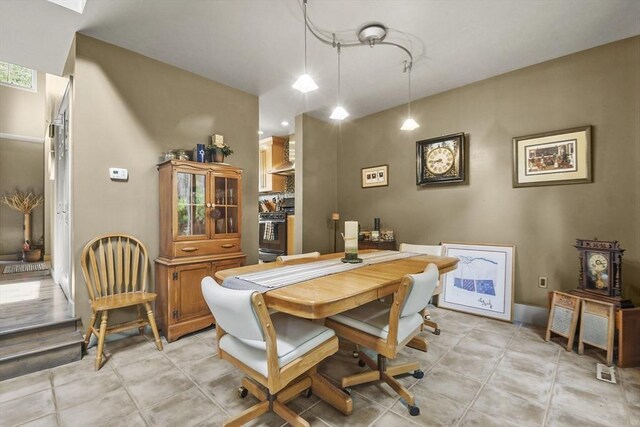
[{"xmin": 81, "ymin": 234, "xmax": 149, "ymax": 301}]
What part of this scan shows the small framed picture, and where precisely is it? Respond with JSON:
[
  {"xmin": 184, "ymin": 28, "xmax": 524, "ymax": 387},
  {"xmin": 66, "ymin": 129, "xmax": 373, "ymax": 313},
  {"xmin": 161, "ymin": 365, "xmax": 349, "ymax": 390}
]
[
  {"xmin": 416, "ymin": 133, "xmax": 465, "ymax": 185},
  {"xmin": 361, "ymin": 165, "xmax": 389, "ymax": 188},
  {"xmin": 512, "ymin": 126, "xmax": 591, "ymax": 187}
]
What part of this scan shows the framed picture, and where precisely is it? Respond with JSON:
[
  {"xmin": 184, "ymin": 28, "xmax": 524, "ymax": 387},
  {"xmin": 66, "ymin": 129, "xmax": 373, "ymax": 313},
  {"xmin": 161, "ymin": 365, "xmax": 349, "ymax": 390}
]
[
  {"xmin": 439, "ymin": 242, "xmax": 515, "ymax": 322},
  {"xmin": 361, "ymin": 164, "xmax": 388, "ymax": 188},
  {"xmin": 416, "ymin": 132, "xmax": 465, "ymax": 185},
  {"xmin": 512, "ymin": 126, "xmax": 591, "ymax": 187}
]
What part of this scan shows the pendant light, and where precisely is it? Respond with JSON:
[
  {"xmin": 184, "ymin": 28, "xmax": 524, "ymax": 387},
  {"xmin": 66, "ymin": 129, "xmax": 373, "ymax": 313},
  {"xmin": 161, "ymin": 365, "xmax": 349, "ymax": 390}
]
[
  {"xmin": 292, "ymin": 0, "xmax": 318, "ymax": 93},
  {"xmin": 401, "ymin": 60, "xmax": 419, "ymax": 131},
  {"xmin": 330, "ymin": 44, "xmax": 349, "ymax": 120}
]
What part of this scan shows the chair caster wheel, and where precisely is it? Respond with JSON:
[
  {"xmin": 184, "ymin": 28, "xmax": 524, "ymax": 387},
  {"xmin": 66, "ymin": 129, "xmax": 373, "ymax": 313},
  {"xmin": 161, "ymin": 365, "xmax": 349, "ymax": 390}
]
[
  {"xmin": 302, "ymin": 388, "xmax": 312, "ymax": 398},
  {"xmin": 412, "ymin": 370, "xmax": 424, "ymax": 379},
  {"xmin": 433, "ymin": 328, "xmax": 441, "ymax": 335},
  {"xmin": 352, "ymin": 350, "xmax": 359, "ymax": 358},
  {"xmin": 342, "ymin": 388, "xmax": 351, "ymax": 396},
  {"xmin": 358, "ymin": 360, "xmax": 366, "ymax": 367},
  {"xmin": 238, "ymin": 386, "xmax": 248, "ymax": 398},
  {"xmin": 408, "ymin": 405, "xmax": 420, "ymax": 416}
]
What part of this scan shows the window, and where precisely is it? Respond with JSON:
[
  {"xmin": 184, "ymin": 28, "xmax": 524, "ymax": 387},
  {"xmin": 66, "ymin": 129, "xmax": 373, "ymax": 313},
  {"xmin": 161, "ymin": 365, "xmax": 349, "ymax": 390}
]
[{"xmin": 0, "ymin": 61, "xmax": 37, "ymax": 91}]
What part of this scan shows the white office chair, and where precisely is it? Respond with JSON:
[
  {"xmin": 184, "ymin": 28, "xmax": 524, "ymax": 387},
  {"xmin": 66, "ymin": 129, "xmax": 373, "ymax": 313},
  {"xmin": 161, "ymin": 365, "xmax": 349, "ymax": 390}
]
[
  {"xmin": 325, "ymin": 264, "xmax": 440, "ymax": 416},
  {"xmin": 276, "ymin": 251, "xmax": 321, "ymax": 262},
  {"xmin": 201, "ymin": 277, "xmax": 339, "ymax": 426},
  {"xmin": 398, "ymin": 243, "xmax": 443, "ymax": 335}
]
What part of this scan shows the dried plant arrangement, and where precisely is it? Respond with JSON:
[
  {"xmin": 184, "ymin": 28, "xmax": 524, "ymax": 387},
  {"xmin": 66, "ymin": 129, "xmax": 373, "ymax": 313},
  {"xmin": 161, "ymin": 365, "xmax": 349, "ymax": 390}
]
[
  {"xmin": 1, "ymin": 190, "xmax": 44, "ymax": 245},
  {"xmin": 1, "ymin": 190, "xmax": 43, "ymax": 214}
]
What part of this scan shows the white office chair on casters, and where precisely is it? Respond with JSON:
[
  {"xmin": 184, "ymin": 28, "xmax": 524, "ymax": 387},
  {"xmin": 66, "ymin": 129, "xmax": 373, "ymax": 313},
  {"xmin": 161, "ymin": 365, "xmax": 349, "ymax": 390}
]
[
  {"xmin": 325, "ymin": 264, "xmax": 440, "ymax": 416},
  {"xmin": 399, "ymin": 243, "xmax": 444, "ymax": 335},
  {"xmin": 276, "ymin": 251, "xmax": 320, "ymax": 263},
  {"xmin": 201, "ymin": 277, "xmax": 340, "ymax": 426}
]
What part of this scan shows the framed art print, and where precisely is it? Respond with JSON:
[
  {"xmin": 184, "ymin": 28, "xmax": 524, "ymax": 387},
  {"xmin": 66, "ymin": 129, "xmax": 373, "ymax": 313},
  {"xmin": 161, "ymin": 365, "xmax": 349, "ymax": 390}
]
[
  {"xmin": 512, "ymin": 126, "xmax": 591, "ymax": 187},
  {"xmin": 416, "ymin": 132, "xmax": 465, "ymax": 185},
  {"xmin": 361, "ymin": 164, "xmax": 389, "ymax": 188},
  {"xmin": 439, "ymin": 242, "xmax": 515, "ymax": 322}
]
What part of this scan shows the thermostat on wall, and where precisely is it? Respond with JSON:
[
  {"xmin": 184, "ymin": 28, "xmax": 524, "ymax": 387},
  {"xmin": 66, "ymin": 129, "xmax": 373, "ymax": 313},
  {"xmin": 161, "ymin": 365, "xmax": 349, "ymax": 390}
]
[{"xmin": 109, "ymin": 167, "xmax": 128, "ymax": 181}]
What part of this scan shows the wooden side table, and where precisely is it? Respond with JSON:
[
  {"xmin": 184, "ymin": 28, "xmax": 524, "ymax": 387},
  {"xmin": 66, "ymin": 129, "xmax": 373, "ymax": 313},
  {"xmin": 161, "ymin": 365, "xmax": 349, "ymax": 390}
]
[
  {"xmin": 617, "ymin": 307, "xmax": 640, "ymax": 367},
  {"xmin": 358, "ymin": 240, "xmax": 397, "ymax": 251}
]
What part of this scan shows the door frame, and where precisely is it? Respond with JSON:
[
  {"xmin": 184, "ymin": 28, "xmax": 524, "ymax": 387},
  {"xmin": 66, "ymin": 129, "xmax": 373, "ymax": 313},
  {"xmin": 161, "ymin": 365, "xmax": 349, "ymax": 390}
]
[{"xmin": 52, "ymin": 78, "xmax": 75, "ymax": 316}]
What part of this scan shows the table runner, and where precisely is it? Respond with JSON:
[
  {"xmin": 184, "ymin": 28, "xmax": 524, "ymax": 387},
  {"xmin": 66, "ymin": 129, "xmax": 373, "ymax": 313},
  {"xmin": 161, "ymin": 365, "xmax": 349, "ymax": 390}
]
[{"xmin": 222, "ymin": 250, "xmax": 418, "ymax": 292}]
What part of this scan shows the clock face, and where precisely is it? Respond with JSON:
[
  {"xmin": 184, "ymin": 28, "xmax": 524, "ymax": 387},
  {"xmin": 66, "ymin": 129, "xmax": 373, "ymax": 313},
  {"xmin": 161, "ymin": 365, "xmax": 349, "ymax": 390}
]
[
  {"xmin": 588, "ymin": 253, "xmax": 608, "ymax": 272},
  {"xmin": 426, "ymin": 147, "xmax": 454, "ymax": 175}
]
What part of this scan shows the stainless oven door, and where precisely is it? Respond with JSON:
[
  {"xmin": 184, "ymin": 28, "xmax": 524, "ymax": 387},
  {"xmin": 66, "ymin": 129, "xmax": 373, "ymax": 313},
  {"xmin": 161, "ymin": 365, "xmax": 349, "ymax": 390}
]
[{"xmin": 258, "ymin": 219, "xmax": 287, "ymax": 261}]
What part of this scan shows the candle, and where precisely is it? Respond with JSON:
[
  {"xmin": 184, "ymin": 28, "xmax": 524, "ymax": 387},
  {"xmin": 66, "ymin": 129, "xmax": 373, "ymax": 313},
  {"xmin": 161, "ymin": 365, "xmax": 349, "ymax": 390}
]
[{"xmin": 344, "ymin": 221, "xmax": 358, "ymax": 260}]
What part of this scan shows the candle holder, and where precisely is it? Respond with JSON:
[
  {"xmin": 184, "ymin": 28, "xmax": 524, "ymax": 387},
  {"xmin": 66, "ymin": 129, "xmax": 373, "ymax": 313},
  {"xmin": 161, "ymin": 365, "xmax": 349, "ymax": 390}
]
[{"xmin": 341, "ymin": 221, "xmax": 362, "ymax": 263}]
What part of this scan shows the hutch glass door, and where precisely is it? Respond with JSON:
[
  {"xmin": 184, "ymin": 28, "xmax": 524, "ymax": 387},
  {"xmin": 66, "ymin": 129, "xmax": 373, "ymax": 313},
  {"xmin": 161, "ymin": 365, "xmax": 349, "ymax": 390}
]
[
  {"xmin": 175, "ymin": 171, "xmax": 208, "ymax": 239},
  {"xmin": 213, "ymin": 176, "xmax": 240, "ymax": 237}
]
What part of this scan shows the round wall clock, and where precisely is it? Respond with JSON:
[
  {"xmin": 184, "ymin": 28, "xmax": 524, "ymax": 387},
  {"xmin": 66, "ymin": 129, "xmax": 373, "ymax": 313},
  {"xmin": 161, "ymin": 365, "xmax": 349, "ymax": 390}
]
[{"xmin": 426, "ymin": 147, "xmax": 455, "ymax": 175}]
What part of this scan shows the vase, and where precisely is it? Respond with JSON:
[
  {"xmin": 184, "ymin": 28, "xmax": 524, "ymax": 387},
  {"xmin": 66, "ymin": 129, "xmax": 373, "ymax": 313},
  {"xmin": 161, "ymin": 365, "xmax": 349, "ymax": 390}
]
[
  {"xmin": 22, "ymin": 249, "xmax": 41, "ymax": 262},
  {"xmin": 212, "ymin": 148, "xmax": 225, "ymax": 163}
]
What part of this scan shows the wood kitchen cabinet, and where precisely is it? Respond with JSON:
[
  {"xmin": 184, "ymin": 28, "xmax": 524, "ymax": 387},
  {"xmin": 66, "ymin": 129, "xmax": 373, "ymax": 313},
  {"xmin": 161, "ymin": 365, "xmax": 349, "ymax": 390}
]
[
  {"xmin": 259, "ymin": 136, "xmax": 286, "ymax": 193},
  {"xmin": 155, "ymin": 160, "xmax": 246, "ymax": 342}
]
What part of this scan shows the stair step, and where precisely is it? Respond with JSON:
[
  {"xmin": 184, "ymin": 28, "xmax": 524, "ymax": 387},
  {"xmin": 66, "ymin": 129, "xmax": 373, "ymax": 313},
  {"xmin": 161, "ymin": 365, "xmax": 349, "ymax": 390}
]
[
  {"xmin": 0, "ymin": 318, "xmax": 81, "ymax": 348},
  {"xmin": 0, "ymin": 330, "xmax": 84, "ymax": 381}
]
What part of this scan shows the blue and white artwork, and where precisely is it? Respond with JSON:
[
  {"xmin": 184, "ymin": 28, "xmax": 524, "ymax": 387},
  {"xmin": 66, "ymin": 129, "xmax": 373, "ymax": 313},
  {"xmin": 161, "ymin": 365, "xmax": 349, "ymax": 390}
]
[{"xmin": 440, "ymin": 243, "xmax": 515, "ymax": 321}]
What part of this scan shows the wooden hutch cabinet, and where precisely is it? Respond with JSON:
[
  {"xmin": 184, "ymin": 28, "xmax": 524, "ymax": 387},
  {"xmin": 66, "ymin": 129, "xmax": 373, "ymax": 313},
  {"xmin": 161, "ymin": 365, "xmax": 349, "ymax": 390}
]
[{"xmin": 155, "ymin": 160, "xmax": 245, "ymax": 342}]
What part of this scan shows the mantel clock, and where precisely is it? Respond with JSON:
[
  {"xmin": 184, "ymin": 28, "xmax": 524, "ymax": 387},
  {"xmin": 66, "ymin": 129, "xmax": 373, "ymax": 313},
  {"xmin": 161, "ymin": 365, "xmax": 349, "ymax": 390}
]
[{"xmin": 574, "ymin": 238, "xmax": 626, "ymax": 305}]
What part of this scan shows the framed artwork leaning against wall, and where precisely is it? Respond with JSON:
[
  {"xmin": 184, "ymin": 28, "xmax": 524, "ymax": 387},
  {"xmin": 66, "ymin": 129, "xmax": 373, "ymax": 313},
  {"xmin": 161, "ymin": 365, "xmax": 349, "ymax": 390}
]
[
  {"xmin": 439, "ymin": 242, "xmax": 515, "ymax": 322},
  {"xmin": 512, "ymin": 125, "xmax": 592, "ymax": 187}
]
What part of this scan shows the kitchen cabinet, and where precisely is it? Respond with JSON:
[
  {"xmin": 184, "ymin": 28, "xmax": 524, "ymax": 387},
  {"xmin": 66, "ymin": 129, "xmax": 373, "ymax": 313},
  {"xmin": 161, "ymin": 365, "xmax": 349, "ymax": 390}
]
[
  {"xmin": 259, "ymin": 136, "xmax": 286, "ymax": 193},
  {"xmin": 155, "ymin": 160, "xmax": 246, "ymax": 342}
]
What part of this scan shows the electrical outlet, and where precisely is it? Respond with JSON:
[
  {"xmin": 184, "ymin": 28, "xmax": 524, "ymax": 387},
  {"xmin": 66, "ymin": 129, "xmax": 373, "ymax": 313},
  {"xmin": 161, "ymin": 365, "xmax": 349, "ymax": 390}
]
[{"xmin": 538, "ymin": 276, "xmax": 548, "ymax": 288}]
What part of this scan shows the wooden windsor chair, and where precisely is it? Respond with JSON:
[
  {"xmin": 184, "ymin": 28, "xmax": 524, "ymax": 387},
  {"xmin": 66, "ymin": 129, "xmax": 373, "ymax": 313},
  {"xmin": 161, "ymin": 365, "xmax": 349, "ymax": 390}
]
[{"xmin": 80, "ymin": 234, "xmax": 163, "ymax": 370}]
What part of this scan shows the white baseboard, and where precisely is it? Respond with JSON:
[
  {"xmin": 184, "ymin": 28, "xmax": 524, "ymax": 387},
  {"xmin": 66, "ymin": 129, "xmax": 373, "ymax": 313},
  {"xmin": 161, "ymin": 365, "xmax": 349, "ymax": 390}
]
[{"xmin": 514, "ymin": 303, "xmax": 548, "ymax": 327}]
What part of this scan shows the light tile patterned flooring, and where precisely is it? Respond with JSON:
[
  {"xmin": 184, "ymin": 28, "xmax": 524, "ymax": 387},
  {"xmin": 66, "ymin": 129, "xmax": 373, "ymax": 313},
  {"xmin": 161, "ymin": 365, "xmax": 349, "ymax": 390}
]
[{"xmin": 1, "ymin": 306, "xmax": 639, "ymax": 427}]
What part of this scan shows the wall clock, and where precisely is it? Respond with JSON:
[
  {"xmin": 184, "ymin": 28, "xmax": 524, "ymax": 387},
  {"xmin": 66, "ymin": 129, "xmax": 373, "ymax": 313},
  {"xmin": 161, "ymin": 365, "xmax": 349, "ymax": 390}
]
[
  {"xmin": 416, "ymin": 133, "xmax": 465, "ymax": 185},
  {"xmin": 573, "ymin": 238, "xmax": 631, "ymax": 307}
]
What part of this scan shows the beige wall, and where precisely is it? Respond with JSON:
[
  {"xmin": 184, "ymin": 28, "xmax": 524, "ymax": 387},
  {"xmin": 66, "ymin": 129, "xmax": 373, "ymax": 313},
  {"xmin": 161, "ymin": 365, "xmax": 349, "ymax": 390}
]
[
  {"xmin": 71, "ymin": 34, "xmax": 259, "ymax": 327},
  {"xmin": 0, "ymin": 71, "xmax": 45, "ymax": 138},
  {"xmin": 0, "ymin": 138, "xmax": 44, "ymax": 255},
  {"xmin": 0, "ymin": 71, "xmax": 46, "ymax": 255},
  {"xmin": 299, "ymin": 114, "xmax": 338, "ymax": 254},
  {"xmin": 337, "ymin": 36, "xmax": 640, "ymax": 307}
]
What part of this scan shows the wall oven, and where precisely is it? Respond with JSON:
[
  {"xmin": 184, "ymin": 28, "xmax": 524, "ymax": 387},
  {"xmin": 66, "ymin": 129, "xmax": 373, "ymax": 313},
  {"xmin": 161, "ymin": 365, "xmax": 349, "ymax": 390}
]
[{"xmin": 258, "ymin": 212, "xmax": 287, "ymax": 262}]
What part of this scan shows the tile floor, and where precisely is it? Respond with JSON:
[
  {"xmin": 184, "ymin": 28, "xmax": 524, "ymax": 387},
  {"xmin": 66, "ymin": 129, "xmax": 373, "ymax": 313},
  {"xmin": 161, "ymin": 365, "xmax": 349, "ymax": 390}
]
[{"xmin": 1, "ymin": 306, "xmax": 638, "ymax": 427}]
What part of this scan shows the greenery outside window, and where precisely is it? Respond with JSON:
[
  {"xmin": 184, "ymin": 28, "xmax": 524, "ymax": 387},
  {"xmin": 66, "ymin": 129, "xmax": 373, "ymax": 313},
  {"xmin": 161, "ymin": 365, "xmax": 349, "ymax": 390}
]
[{"xmin": 0, "ymin": 61, "xmax": 37, "ymax": 91}]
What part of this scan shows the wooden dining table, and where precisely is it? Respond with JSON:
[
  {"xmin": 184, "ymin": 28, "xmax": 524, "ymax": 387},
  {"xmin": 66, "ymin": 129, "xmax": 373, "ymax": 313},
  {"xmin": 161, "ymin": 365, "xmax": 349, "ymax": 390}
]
[{"xmin": 214, "ymin": 250, "xmax": 459, "ymax": 415}]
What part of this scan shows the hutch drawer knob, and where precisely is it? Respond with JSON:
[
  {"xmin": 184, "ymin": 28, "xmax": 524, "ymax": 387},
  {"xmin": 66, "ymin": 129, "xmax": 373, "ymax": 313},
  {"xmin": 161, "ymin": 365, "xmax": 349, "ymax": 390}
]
[
  {"xmin": 206, "ymin": 203, "xmax": 212, "ymax": 208},
  {"xmin": 221, "ymin": 244, "xmax": 235, "ymax": 249},
  {"xmin": 181, "ymin": 247, "xmax": 199, "ymax": 252}
]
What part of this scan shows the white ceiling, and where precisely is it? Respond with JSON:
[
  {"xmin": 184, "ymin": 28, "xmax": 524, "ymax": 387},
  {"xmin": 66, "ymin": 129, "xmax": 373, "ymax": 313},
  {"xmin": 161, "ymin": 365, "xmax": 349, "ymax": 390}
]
[{"xmin": 1, "ymin": 0, "xmax": 639, "ymax": 138}]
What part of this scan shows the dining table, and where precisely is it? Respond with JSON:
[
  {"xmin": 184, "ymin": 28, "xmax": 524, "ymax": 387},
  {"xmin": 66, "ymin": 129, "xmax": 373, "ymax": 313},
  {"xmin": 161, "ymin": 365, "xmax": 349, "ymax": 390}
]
[{"xmin": 214, "ymin": 250, "xmax": 459, "ymax": 415}]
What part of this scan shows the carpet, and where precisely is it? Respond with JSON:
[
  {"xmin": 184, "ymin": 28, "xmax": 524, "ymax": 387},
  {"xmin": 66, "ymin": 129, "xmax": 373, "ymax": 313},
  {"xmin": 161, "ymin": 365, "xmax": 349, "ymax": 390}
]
[{"xmin": 3, "ymin": 262, "xmax": 49, "ymax": 274}]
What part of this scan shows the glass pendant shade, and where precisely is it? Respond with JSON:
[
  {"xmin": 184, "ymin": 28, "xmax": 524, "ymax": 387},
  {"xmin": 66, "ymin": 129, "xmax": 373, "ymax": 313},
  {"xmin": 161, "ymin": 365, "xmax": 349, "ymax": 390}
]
[
  {"xmin": 401, "ymin": 118, "xmax": 420, "ymax": 131},
  {"xmin": 292, "ymin": 74, "xmax": 318, "ymax": 93},
  {"xmin": 330, "ymin": 106, "xmax": 349, "ymax": 120}
]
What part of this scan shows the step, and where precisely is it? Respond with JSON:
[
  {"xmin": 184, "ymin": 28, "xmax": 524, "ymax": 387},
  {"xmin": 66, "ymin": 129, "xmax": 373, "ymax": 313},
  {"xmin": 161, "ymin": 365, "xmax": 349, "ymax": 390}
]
[
  {"xmin": 0, "ymin": 330, "xmax": 84, "ymax": 381},
  {"xmin": 0, "ymin": 318, "xmax": 81, "ymax": 348}
]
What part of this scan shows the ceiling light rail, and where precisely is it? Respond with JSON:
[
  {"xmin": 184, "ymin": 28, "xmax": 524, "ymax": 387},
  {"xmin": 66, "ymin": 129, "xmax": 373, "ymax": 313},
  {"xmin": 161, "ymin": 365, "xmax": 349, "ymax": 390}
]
[
  {"xmin": 301, "ymin": 0, "xmax": 414, "ymax": 69},
  {"xmin": 295, "ymin": 0, "xmax": 418, "ymax": 129}
]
